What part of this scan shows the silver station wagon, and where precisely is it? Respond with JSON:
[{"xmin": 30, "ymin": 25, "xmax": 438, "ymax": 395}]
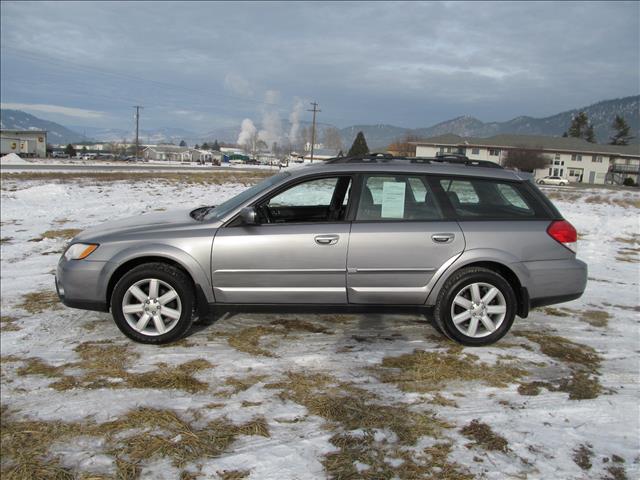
[{"xmin": 56, "ymin": 154, "xmax": 587, "ymax": 346}]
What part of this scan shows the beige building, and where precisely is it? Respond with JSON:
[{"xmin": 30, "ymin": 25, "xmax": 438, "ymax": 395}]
[
  {"xmin": 143, "ymin": 145, "xmax": 222, "ymax": 163},
  {"xmin": 1, "ymin": 129, "xmax": 47, "ymax": 157},
  {"xmin": 412, "ymin": 134, "xmax": 640, "ymax": 185}
]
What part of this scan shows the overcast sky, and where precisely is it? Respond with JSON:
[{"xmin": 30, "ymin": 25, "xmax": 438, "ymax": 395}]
[{"xmin": 1, "ymin": 1, "xmax": 638, "ymax": 133}]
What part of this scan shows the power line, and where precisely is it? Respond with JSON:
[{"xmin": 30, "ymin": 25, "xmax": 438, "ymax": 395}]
[{"xmin": 307, "ymin": 102, "xmax": 321, "ymax": 162}]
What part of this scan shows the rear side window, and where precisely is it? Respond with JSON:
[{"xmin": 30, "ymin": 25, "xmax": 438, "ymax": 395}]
[
  {"xmin": 357, "ymin": 174, "xmax": 442, "ymax": 221},
  {"xmin": 440, "ymin": 178, "xmax": 536, "ymax": 219}
]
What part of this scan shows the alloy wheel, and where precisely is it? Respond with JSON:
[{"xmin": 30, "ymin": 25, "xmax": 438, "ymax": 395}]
[
  {"xmin": 450, "ymin": 282, "xmax": 507, "ymax": 338},
  {"xmin": 122, "ymin": 278, "xmax": 182, "ymax": 336}
]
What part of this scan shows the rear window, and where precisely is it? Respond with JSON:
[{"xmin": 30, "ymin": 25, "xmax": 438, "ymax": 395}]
[{"xmin": 439, "ymin": 178, "xmax": 536, "ymax": 219}]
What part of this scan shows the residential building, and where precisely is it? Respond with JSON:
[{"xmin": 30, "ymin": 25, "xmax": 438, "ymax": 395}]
[
  {"xmin": 412, "ymin": 134, "xmax": 640, "ymax": 185},
  {"xmin": 1, "ymin": 129, "xmax": 47, "ymax": 157}
]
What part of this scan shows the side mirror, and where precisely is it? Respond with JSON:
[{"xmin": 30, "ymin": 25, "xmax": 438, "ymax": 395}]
[{"xmin": 239, "ymin": 206, "xmax": 258, "ymax": 225}]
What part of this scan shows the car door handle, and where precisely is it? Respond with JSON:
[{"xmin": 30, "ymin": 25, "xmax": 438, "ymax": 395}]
[
  {"xmin": 431, "ymin": 233, "xmax": 455, "ymax": 244},
  {"xmin": 315, "ymin": 234, "xmax": 339, "ymax": 245}
]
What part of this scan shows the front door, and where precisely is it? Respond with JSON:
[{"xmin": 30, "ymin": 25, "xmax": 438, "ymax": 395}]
[
  {"xmin": 347, "ymin": 174, "xmax": 464, "ymax": 304},
  {"xmin": 212, "ymin": 175, "xmax": 352, "ymax": 303}
]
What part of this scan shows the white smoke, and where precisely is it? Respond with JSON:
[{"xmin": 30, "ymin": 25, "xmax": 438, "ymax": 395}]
[
  {"xmin": 288, "ymin": 98, "xmax": 304, "ymax": 146},
  {"xmin": 237, "ymin": 118, "xmax": 257, "ymax": 147},
  {"xmin": 257, "ymin": 90, "xmax": 282, "ymax": 148}
]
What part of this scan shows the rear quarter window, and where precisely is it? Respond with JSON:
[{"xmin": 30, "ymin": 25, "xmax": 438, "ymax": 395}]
[{"xmin": 439, "ymin": 177, "xmax": 540, "ymax": 219}]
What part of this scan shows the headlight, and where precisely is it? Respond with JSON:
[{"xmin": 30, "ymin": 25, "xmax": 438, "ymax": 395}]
[{"xmin": 64, "ymin": 243, "xmax": 99, "ymax": 260}]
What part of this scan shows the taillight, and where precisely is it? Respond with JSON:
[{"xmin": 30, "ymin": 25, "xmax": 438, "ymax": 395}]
[{"xmin": 547, "ymin": 220, "xmax": 577, "ymax": 253}]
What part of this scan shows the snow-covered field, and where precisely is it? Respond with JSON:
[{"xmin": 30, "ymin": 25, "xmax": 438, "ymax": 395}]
[{"xmin": 1, "ymin": 175, "xmax": 638, "ymax": 480}]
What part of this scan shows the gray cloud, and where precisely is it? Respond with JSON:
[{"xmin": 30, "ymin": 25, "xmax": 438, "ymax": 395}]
[{"xmin": 1, "ymin": 1, "xmax": 637, "ymax": 131}]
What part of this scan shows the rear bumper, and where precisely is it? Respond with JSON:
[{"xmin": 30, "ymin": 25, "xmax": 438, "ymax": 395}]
[{"xmin": 524, "ymin": 258, "xmax": 587, "ymax": 307}]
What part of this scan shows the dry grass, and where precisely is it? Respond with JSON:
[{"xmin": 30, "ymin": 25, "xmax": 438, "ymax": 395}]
[
  {"xmin": 373, "ymin": 347, "xmax": 525, "ymax": 393},
  {"xmin": 14, "ymin": 342, "xmax": 214, "ymax": 393},
  {"xmin": 266, "ymin": 372, "xmax": 447, "ymax": 445},
  {"xmin": 573, "ymin": 443, "xmax": 593, "ymax": 470},
  {"xmin": 516, "ymin": 332, "xmax": 603, "ymax": 400},
  {"xmin": 579, "ymin": 309, "xmax": 611, "ymax": 328},
  {"xmin": 30, "ymin": 229, "xmax": 82, "ymax": 242},
  {"xmin": 0, "ymin": 315, "xmax": 21, "ymax": 332},
  {"xmin": 540, "ymin": 307, "xmax": 573, "ymax": 317},
  {"xmin": 1, "ymin": 170, "xmax": 270, "ymax": 187},
  {"xmin": 0, "ymin": 405, "xmax": 269, "ymax": 480},
  {"xmin": 220, "ymin": 374, "xmax": 268, "ymax": 397},
  {"xmin": 216, "ymin": 319, "xmax": 331, "ymax": 357},
  {"xmin": 217, "ymin": 470, "xmax": 251, "ymax": 480},
  {"xmin": 0, "ymin": 236, "xmax": 13, "ymax": 244},
  {"xmin": 460, "ymin": 420, "xmax": 509, "ymax": 453},
  {"xmin": 17, "ymin": 290, "xmax": 61, "ymax": 314},
  {"xmin": 584, "ymin": 194, "xmax": 640, "ymax": 209},
  {"xmin": 605, "ymin": 465, "xmax": 629, "ymax": 480}
]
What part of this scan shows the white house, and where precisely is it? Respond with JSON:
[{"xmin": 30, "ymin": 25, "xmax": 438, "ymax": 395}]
[
  {"xmin": 412, "ymin": 134, "xmax": 640, "ymax": 185},
  {"xmin": 0, "ymin": 129, "xmax": 47, "ymax": 158}
]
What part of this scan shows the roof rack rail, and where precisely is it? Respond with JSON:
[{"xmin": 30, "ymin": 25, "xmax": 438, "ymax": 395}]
[{"xmin": 325, "ymin": 154, "xmax": 502, "ymax": 168}]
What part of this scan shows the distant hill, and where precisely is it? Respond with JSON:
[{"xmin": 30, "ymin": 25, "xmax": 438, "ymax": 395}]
[
  {"xmin": 0, "ymin": 109, "xmax": 88, "ymax": 144},
  {"xmin": 343, "ymin": 95, "xmax": 640, "ymax": 149}
]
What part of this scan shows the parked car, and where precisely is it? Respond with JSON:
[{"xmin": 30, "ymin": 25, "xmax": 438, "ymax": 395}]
[
  {"xmin": 537, "ymin": 176, "xmax": 569, "ymax": 186},
  {"xmin": 56, "ymin": 154, "xmax": 587, "ymax": 346}
]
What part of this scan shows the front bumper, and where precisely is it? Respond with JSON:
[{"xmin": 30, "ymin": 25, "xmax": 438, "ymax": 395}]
[{"xmin": 56, "ymin": 257, "xmax": 109, "ymax": 312}]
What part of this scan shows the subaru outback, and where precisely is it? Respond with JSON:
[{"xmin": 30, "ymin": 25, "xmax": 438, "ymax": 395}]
[{"xmin": 56, "ymin": 154, "xmax": 587, "ymax": 346}]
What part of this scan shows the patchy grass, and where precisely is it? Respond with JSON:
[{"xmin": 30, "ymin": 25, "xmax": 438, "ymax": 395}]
[
  {"xmin": 373, "ymin": 347, "xmax": 525, "ymax": 393},
  {"xmin": 30, "ymin": 228, "xmax": 82, "ymax": 242},
  {"xmin": 220, "ymin": 374, "xmax": 268, "ymax": 396},
  {"xmin": 13, "ymin": 342, "xmax": 214, "ymax": 393},
  {"xmin": 460, "ymin": 419, "xmax": 510, "ymax": 453},
  {"xmin": 0, "ymin": 236, "xmax": 14, "ymax": 244},
  {"xmin": 217, "ymin": 470, "xmax": 251, "ymax": 480},
  {"xmin": 216, "ymin": 319, "xmax": 331, "ymax": 357},
  {"xmin": 579, "ymin": 309, "xmax": 611, "ymax": 328},
  {"xmin": 0, "ymin": 315, "xmax": 21, "ymax": 332},
  {"xmin": 516, "ymin": 332, "xmax": 604, "ymax": 400},
  {"xmin": 584, "ymin": 195, "xmax": 640, "ymax": 209},
  {"xmin": 573, "ymin": 443, "xmax": 593, "ymax": 470},
  {"xmin": 540, "ymin": 307, "xmax": 573, "ymax": 317},
  {"xmin": 604, "ymin": 465, "xmax": 629, "ymax": 480},
  {"xmin": 0, "ymin": 405, "xmax": 269, "ymax": 480},
  {"xmin": 17, "ymin": 290, "xmax": 61, "ymax": 314}
]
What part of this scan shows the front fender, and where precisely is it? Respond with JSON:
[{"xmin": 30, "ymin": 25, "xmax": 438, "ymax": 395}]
[
  {"xmin": 98, "ymin": 243, "xmax": 214, "ymax": 304},
  {"xmin": 424, "ymin": 248, "xmax": 531, "ymax": 306}
]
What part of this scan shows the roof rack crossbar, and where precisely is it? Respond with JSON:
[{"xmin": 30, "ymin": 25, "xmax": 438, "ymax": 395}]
[{"xmin": 325, "ymin": 154, "xmax": 502, "ymax": 168}]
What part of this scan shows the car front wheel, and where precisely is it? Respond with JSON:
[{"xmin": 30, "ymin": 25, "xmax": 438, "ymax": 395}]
[
  {"xmin": 433, "ymin": 267, "xmax": 517, "ymax": 346},
  {"xmin": 111, "ymin": 262, "xmax": 194, "ymax": 344}
]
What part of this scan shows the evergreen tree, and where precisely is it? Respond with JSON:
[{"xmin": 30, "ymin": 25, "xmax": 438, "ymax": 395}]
[
  {"xmin": 585, "ymin": 125, "xmax": 596, "ymax": 143},
  {"xmin": 194, "ymin": 144, "xmax": 200, "ymax": 150},
  {"xmin": 212, "ymin": 140, "xmax": 221, "ymax": 151},
  {"xmin": 347, "ymin": 131, "xmax": 369, "ymax": 157},
  {"xmin": 609, "ymin": 115, "xmax": 634, "ymax": 145},
  {"xmin": 201, "ymin": 142, "xmax": 210, "ymax": 150},
  {"xmin": 64, "ymin": 144, "xmax": 76, "ymax": 157},
  {"xmin": 562, "ymin": 132, "xmax": 568, "ymax": 138},
  {"xmin": 179, "ymin": 140, "xmax": 187, "ymax": 147},
  {"xmin": 567, "ymin": 112, "xmax": 589, "ymax": 139}
]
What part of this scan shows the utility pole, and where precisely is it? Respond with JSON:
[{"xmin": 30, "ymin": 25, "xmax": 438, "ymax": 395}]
[
  {"xmin": 307, "ymin": 102, "xmax": 321, "ymax": 162},
  {"xmin": 133, "ymin": 105, "xmax": 143, "ymax": 159}
]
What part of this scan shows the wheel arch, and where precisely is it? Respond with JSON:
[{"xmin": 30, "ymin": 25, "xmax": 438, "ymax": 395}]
[{"xmin": 425, "ymin": 252, "xmax": 530, "ymax": 318}]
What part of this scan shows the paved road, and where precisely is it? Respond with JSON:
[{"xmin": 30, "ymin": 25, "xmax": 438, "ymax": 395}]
[{"xmin": 0, "ymin": 163, "xmax": 270, "ymax": 172}]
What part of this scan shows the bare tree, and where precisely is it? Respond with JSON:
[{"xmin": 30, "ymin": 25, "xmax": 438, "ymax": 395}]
[
  {"xmin": 387, "ymin": 134, "xmax": 420, "ymax": 157},
  {"xmin": 503, "ymin": 147, "xmax": 549, "ymax": 172}
]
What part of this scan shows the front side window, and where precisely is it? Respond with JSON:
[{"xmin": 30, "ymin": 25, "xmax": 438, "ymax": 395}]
[
  {"xmin": 356, "ymin": 174, "xmax": 442, "ymax": 221},
  {"xmin": 257, "ymin": 176, "xmax": 351, "ymax": 223},
  {"xmin": 440, "ymin": 177, "xmax": 535, "ymax": 219}
]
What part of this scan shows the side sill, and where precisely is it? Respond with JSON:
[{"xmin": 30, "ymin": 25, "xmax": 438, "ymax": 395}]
[{"xmin": 208, "ymin": 303, "xmax": 433, "ymax": 316}]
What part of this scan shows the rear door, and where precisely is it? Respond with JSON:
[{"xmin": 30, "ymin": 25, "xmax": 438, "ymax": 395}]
[{"xmin": 347, "ymin": 173, "xmax": 465, "ymax": 304}]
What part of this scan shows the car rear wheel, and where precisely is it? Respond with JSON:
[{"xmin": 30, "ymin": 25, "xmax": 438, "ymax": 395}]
[
  {"xmin": 111, "ymin": 262, "xmax": 194, "ymax": 344},
  {"xmin": 433, "ymin": 267, "xmax": 517, "ymax": 346}
]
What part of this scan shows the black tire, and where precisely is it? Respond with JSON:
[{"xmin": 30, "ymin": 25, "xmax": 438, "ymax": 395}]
[
  {"xmin": 433, "ymin": 266, "xmax": 517, "ymax": 346},
  {"xmin": 110, "ymin": 262, "xmax": 195, "ymax": 344}
]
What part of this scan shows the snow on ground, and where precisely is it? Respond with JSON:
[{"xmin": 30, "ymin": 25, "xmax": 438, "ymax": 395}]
[
  {"xmin": 0, "ymin": 175, "xmax": 638, "ymax": 480},
  {"xmin": 0, "ymin": 153, "xmax": 32, "ymax": 165}
]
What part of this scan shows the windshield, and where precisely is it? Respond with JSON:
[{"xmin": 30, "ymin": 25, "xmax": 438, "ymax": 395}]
[{"xmin": 201, "ymin": 172, "xmax": 290, "ymax": 220}]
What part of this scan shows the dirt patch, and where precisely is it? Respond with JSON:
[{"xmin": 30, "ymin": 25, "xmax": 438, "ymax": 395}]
[
  {"xmin": 373, "ymin": 347, "xmax": 525, "ymax": 393},
  {"xmin": 460, "ymin": 419, "xmax": 510, "ymax": 453},
  {"xmin": 17, "ymin": 290, "xmax": 61, "ymax": 314}
]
